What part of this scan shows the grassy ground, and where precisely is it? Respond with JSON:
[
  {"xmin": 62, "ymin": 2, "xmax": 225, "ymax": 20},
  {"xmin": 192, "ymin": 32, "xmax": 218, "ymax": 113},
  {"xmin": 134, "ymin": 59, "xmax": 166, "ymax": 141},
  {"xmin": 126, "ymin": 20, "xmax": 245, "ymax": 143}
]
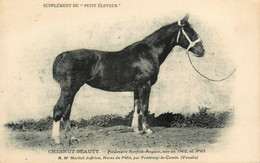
[{"xmin": 4, "ymin": 125, "xmax": 223, "ymax": 151}]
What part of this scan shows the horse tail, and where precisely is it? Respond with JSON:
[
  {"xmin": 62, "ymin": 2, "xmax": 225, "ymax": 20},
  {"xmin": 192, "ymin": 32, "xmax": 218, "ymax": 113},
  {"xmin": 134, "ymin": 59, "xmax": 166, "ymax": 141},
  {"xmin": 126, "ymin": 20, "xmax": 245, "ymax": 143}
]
[{"xmin": 53, "ymin": 53, "xmax": 65, "ymax": 82}]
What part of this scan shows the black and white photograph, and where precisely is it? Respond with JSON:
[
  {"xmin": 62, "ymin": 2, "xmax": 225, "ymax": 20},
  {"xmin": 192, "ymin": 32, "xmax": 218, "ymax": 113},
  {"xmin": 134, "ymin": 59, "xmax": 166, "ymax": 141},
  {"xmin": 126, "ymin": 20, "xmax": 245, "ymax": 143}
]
[{"xmin": 0, "ymin": 0, "xmax": 259, "ymax": 162}]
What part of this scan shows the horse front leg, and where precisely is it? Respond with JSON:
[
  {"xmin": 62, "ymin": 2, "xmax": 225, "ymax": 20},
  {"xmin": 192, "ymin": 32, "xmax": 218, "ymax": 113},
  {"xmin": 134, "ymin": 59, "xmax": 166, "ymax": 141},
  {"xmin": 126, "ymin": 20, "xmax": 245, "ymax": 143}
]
[
  {"xmin": 137, "ymin": 81, "xmax": 153, "ymax": 135},
  {"xmin": 131, "ymin": 91, "xmax": 141, "ymax": 133}
]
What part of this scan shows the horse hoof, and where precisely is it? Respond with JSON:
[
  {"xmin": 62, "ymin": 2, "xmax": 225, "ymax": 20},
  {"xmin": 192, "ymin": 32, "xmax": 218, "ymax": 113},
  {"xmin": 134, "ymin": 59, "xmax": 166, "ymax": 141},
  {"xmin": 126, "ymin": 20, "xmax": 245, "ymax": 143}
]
[
  {"xmin": 145, "ymin": 129, "xmax": 153, "ymax": 135},
  {"xmin": 133, "ymin": 128, "xmax": 141, "ymax": 134},
  {"xmin": 53, "ymin": 137, "xmax": 61, "ymax": 144},
  {"xmin": 69, "ymin": 136, "xmax": 79, "ymax": 145}
]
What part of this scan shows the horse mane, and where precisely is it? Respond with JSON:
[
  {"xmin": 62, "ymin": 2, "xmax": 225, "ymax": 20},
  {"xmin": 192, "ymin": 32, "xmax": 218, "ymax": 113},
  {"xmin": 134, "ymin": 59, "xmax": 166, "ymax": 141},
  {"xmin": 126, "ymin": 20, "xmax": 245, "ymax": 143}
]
[
  {"xmin": 142, "ymin": 22, "xmax": 179, "ymax": 44},
  {"xmin": 121, "ymin": 22, "xmax": 180, "ymax": 53}
]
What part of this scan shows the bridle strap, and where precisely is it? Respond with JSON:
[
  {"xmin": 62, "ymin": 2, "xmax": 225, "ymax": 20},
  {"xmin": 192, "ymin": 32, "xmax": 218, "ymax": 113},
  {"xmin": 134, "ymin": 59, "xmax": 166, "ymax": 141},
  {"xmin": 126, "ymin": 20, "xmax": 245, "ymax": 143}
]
[
  {"xmin": 176, "ymin": 31, "xmax": 181, "ymax": 43},
  {"xmin": 176, "ymin": 20, "xmax": 201, "ymax": 52}
]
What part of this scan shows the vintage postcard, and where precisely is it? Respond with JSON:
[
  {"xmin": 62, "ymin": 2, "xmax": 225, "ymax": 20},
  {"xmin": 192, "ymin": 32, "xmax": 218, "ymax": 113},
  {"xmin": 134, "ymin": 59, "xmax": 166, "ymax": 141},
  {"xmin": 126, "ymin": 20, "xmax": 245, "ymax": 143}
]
[{"xmin": 0, "ymin": 0, "xmax": 259, "ymax": 162}]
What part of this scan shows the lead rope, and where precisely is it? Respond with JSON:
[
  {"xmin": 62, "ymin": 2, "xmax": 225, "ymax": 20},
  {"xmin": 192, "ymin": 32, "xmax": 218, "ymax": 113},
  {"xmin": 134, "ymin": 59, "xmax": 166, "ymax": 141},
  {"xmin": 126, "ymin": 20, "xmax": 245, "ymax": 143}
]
[
  {"xmin": 176, "ymin": 20, "xmax": 237, "ymax": 82},
  {"xmin": 186, "ymin": 51, "xmax": 237, "ymax": 82}
]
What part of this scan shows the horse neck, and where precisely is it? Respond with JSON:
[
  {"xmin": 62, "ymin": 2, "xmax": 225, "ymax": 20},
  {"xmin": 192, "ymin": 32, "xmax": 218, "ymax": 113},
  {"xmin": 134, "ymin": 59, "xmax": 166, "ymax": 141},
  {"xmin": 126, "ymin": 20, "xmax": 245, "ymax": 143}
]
[{"xmin": 142, "ymin": 23, "xmax": 179, "ymax": 65}]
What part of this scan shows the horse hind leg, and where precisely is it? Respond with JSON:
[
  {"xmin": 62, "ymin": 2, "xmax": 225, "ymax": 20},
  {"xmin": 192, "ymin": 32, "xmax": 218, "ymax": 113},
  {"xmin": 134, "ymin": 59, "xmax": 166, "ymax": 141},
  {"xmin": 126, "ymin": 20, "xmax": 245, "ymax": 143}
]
[
  {"xmin": 52, "ymin": 90, "xmax": 76, "ymax": 144},
  {"xmin": 52, "ymin": 75, "xmax": 83, "ymax": 144},
  {"xmin": 62, "ymin": 99, "xmax": 79, "ymax": 145},
  {"xmin": 52, "ymin": 119, "xmax": 60, "ymax": 144},
  {"xmin": 52, "ymin": 96, "xmax": 66, "ymax": 144}
]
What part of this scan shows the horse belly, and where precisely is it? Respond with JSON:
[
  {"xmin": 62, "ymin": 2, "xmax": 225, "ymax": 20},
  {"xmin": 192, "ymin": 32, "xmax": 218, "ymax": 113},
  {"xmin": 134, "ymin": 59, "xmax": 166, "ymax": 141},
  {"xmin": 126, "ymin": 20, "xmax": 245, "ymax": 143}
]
[
  {"xmin": 85, "ymin": 53, "xmax": 156, "ymax": 92},
  {"xmin": 86, "ymin": 69, "xmax": 137, "ymax": 91},
  {"xmin": 86, "ymin": 60, "xmax": 139, "ymax": 91}
]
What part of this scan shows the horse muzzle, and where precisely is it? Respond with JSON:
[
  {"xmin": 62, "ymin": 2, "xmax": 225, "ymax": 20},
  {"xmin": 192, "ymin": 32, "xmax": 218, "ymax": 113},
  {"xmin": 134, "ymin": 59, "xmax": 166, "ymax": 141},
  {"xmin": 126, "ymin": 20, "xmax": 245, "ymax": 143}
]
[{"xmin": 190, "ymin": 47, "xmax": 205, "ymax": 57}]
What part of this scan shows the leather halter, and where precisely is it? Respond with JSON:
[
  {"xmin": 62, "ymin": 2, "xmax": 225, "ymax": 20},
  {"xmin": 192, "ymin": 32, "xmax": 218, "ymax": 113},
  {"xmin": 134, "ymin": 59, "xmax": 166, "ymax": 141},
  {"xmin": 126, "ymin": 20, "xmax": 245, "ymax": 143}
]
[{"xmin": 176, "ymin": 20, "xmax": 201, "ymax": 52}]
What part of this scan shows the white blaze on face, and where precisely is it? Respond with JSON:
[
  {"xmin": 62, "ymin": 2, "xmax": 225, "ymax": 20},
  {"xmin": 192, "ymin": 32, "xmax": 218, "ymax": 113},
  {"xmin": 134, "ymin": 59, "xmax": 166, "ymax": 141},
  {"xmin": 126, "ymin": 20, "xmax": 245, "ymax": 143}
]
[{"xmin": 52, "ymin": 120, "xmax": 60, "ymax": 144}]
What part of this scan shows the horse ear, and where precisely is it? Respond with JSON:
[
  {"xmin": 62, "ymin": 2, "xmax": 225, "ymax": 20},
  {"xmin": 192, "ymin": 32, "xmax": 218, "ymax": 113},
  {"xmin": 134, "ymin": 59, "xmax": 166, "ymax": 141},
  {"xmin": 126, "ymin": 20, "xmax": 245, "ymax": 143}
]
[{"xmin": 182, "ymin": 14, "xmax": 189, "ymax": 21}]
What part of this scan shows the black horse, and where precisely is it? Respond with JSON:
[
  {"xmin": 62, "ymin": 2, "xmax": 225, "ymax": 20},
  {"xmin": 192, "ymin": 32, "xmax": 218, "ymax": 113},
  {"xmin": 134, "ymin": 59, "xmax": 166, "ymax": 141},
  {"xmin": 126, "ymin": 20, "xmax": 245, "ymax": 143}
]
[{"xmin": 52, "ymin": 14, "xmax": 205, "ymax": 144}]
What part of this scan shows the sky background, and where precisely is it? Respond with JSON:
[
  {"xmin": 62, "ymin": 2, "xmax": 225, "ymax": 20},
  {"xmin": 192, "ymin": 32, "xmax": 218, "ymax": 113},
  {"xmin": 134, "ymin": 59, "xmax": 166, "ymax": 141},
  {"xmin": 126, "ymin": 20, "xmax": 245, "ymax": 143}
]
[{"xmin": 0, "ymin": 0, "xmax": 250, "ymax": 123}]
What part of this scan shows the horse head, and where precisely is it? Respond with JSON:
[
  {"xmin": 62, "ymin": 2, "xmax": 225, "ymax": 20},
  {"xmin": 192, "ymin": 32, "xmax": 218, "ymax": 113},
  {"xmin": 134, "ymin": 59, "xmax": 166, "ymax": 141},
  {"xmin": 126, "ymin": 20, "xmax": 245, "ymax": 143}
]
[{"xmin": 177, "ymin": 14, "xmax": 205, "ymax": 57}]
